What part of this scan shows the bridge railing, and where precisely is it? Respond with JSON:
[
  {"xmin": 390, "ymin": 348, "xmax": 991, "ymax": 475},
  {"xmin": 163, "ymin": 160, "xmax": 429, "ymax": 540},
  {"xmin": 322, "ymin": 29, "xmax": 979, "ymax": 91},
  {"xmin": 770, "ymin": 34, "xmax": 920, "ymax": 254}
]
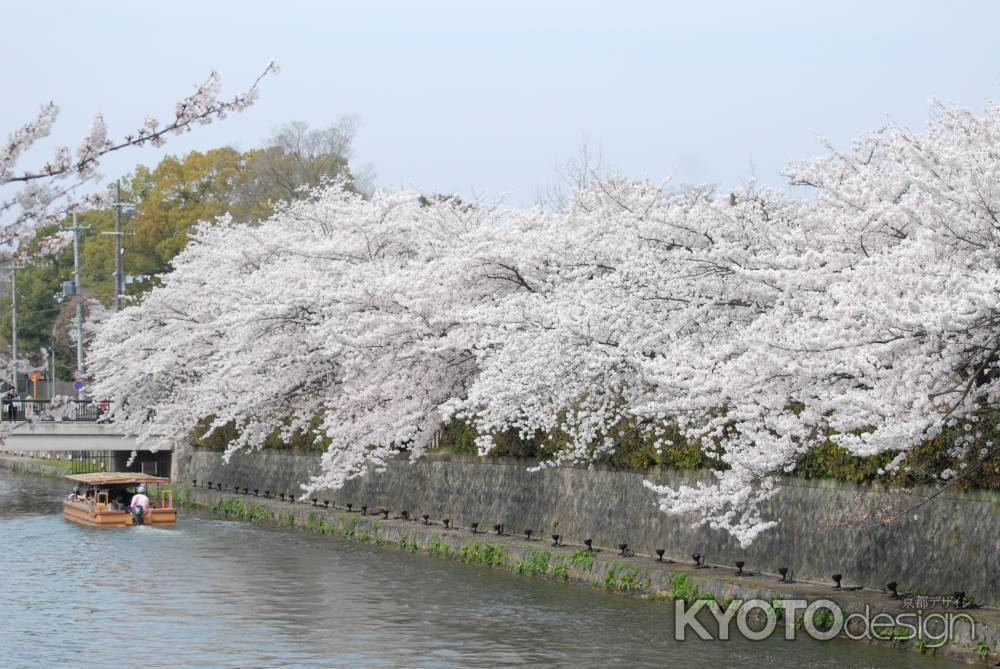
[{"xmin": 0, "ymin": 399, "xmax": 111, "ymax": 423}]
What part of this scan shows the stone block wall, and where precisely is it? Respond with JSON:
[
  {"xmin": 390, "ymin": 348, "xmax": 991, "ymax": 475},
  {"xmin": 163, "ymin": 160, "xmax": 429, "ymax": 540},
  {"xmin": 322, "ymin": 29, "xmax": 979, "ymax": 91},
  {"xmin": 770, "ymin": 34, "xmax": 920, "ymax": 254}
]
[{"xmin": 175, "ymin": 448, "xmax": 1000, "ymax": 606}]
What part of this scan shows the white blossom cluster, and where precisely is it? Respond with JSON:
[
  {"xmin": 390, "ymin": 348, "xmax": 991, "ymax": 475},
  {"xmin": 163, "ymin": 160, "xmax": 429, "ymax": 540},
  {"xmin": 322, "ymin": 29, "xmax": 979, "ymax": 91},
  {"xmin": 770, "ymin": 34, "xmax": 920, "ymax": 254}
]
[{"xmin": 91, "ymin": 100, "xmax": 1000, "ymax": 546}]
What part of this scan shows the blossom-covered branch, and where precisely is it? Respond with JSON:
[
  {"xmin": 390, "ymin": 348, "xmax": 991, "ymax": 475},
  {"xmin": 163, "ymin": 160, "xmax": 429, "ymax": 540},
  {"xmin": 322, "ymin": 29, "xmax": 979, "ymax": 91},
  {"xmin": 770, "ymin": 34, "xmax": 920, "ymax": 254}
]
[{"xmin": 1, "ymin": 62, "xmax": 278, "ymax": 243}]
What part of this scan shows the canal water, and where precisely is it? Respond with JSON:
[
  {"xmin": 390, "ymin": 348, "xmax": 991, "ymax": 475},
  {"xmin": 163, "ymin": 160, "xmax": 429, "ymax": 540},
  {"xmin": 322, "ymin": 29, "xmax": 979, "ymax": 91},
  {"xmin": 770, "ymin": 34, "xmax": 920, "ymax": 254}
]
[{"xmin": 0, "ymin": 469, "xmax": 962, "ymax": 668}]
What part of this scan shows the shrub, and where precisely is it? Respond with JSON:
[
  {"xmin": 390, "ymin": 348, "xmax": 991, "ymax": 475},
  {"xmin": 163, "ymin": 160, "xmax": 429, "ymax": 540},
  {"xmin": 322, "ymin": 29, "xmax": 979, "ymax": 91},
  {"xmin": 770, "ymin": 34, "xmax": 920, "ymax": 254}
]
[
  {"xmin": 668, "ymin": 573, "xmax": 700, "ymax": 602},
  {"xmin": 569, "ymin": 549, "xmax": 595, "ymax": 571},
  {"xmin": 550, "ymin": 560, "xmax": 570, "ymax": 581},
  {"xmin": 604, "ymin": 560, "xmax": 644, "ymax": 591},
  {"xmin": 456, "ymin": 541, "xmax": 507, "ymax": 567},
  {"xmin": 515, "ymin": 549, "xmax": 552, "ymax": 575}
]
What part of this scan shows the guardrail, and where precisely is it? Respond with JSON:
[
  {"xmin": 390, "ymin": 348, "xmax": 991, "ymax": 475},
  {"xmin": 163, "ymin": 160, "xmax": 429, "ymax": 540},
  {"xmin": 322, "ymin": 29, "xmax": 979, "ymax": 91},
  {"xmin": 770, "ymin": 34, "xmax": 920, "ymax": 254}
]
[{"xmin": 0, "ymin": 399, "xmax": 111, "ymax": 423}]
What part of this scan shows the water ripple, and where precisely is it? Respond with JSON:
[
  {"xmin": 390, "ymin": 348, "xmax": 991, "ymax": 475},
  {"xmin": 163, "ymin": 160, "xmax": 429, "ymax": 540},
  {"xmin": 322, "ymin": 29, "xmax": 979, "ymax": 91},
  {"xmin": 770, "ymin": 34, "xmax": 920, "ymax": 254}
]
[{"xmin": 0, "ymin": 471, "xmax": 961, "ymax": 669}]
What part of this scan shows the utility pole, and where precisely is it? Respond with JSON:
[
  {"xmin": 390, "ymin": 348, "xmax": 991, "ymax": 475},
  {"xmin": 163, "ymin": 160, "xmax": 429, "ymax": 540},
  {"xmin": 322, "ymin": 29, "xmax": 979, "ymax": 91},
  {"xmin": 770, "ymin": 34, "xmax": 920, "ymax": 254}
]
[
  {"xmin": 10, "ymin": 265, "xmax": 17, "ymax": 393},
  {"xmin": 113, "ymin": 181, "xmax": 124, "ymax": 311},
  {"xmin": 72, "ymin": 212, "xmax": 86, "ymax": 377},
  {"xmin": 103, "ymin": 180, "xmax": 129, "ymax": 312}
]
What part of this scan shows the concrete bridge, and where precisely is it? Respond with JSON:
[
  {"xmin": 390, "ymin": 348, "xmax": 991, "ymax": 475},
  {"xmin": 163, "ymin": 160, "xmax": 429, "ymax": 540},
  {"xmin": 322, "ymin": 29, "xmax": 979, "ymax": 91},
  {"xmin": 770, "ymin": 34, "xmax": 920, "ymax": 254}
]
[
  {"xmin": 2, "ymin": 421, "xmax": 144, "ymax": 451},
  {"xmin": 0, "ymin": 421, "xmax": 172, "ymax": 477}
]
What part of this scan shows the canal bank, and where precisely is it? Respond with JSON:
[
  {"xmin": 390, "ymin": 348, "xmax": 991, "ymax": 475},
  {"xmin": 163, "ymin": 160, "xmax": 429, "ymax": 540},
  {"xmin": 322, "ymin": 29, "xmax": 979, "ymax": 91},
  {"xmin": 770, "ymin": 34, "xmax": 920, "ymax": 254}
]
[
  {"xmin": 177, "ymin": 448, "xmax": 1000, "ymax": 610},
  {"xmin": 3, "ymin": 452, "xmax": 996, "ymax": 663},
  {"xmin": 178, "ymin": 483, "xmax": 999, "ymax": 665},
  {"xmin": 0, "ymin": 453, "xmax": 74, "ymax": 478},
  {"xmin": 1, "ymin": 468, "xmax": 964, "ymax": 669}
]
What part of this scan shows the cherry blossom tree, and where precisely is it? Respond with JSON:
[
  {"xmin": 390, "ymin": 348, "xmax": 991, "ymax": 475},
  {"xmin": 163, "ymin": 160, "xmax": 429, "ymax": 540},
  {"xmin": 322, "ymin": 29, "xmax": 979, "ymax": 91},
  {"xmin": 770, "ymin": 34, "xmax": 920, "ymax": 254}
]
[
  {"xmin": 644, "ymin": 100, "xmax": 1000, "ymax": 544},
  {"xmin": 91, "ymin": 98, "xmax": 1000, "ymax": 547},
  {"xmin": 91, "ymin": 186, "xmax": 527, "ymax": 483}
]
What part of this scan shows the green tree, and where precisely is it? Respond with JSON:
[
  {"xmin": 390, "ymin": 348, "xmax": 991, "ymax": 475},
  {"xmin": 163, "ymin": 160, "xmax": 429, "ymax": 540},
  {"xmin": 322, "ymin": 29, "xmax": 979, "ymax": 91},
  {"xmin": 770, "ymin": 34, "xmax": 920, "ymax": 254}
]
[{"xmin": 124, "ymin": 147, "xmax": 248, "ymax": 280}]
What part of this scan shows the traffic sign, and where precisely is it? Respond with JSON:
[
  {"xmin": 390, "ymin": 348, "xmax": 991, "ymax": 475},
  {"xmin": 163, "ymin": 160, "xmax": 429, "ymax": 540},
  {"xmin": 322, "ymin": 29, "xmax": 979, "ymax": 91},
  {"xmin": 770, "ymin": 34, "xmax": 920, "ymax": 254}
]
[
  {"xmin": 73, "ymin": 380, "xmax": 84, "ymax": 392},
  {"xmin": 72, "ymin": 369, "xmax": 83, "ymax": 380}
]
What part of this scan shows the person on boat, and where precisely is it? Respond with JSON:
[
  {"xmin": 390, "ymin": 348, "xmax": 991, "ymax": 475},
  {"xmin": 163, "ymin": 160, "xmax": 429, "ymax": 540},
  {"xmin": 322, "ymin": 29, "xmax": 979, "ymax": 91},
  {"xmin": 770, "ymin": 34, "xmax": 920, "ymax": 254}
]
[{"xmin": 129, "ymin": 485, "xmax": 151, "ymax": 517}]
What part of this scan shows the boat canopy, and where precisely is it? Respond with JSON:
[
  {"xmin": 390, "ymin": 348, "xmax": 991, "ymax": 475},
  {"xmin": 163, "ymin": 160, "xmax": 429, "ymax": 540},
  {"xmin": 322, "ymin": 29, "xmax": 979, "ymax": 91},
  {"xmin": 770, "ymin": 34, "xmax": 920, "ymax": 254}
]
[{"xmin": 66, "ymin": 472, "xmax": 172, "ymax": 486}]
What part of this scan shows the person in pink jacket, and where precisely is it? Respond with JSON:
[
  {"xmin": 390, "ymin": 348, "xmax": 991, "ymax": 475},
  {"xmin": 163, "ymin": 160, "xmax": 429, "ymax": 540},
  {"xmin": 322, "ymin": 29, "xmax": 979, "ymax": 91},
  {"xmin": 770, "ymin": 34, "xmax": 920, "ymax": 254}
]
[{"xmin": 129, "ymin": 484, "xmax": 151, "ymax": 517}]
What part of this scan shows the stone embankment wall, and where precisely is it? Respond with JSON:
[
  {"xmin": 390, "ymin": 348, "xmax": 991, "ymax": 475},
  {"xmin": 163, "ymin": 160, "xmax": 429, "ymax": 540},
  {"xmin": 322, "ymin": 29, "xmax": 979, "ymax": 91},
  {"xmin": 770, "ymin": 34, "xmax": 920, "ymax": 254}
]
[
  {"xmin": 175, "ymin": 448, "xmax": 1000, "ymax": 607},
  {"xmin": 180, "ymin": 487, "xmax": 998, "ymax": 664}
]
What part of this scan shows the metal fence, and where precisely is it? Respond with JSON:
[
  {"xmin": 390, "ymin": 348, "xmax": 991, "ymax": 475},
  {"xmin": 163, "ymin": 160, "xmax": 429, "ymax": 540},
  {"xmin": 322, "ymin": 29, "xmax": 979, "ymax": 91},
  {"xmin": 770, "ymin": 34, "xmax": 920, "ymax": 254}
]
[
  {"xmin": 0, "ymin": 399, "xmax": 111, "ymax": 422},
  {"xmin": 63, "ymin": 450, "xmax": 116, "ymax": 474}
]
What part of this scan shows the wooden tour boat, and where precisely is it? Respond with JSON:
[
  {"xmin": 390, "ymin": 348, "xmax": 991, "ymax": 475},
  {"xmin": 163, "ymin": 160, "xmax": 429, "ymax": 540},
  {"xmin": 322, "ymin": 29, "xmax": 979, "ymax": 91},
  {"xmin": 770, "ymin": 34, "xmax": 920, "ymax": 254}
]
[{"xmin": 63, "ymin": 472, "xmax": 177, "ymax": 526}]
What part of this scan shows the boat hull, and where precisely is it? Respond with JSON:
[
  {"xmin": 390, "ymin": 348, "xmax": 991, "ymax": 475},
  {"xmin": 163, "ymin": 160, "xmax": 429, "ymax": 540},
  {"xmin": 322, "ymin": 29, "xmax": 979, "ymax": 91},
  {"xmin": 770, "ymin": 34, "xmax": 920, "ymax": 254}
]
[{"xmin": 63, "ymin": 500, "xmax": 177, "ymax": 526}]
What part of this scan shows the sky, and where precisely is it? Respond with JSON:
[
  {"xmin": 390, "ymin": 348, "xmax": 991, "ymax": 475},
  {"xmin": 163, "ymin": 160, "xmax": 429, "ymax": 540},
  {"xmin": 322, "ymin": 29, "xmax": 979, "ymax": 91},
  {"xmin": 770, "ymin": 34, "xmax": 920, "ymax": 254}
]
[{"xmin": 4, "ymin": 0, "xmax": 1000, "ymax": 206}]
